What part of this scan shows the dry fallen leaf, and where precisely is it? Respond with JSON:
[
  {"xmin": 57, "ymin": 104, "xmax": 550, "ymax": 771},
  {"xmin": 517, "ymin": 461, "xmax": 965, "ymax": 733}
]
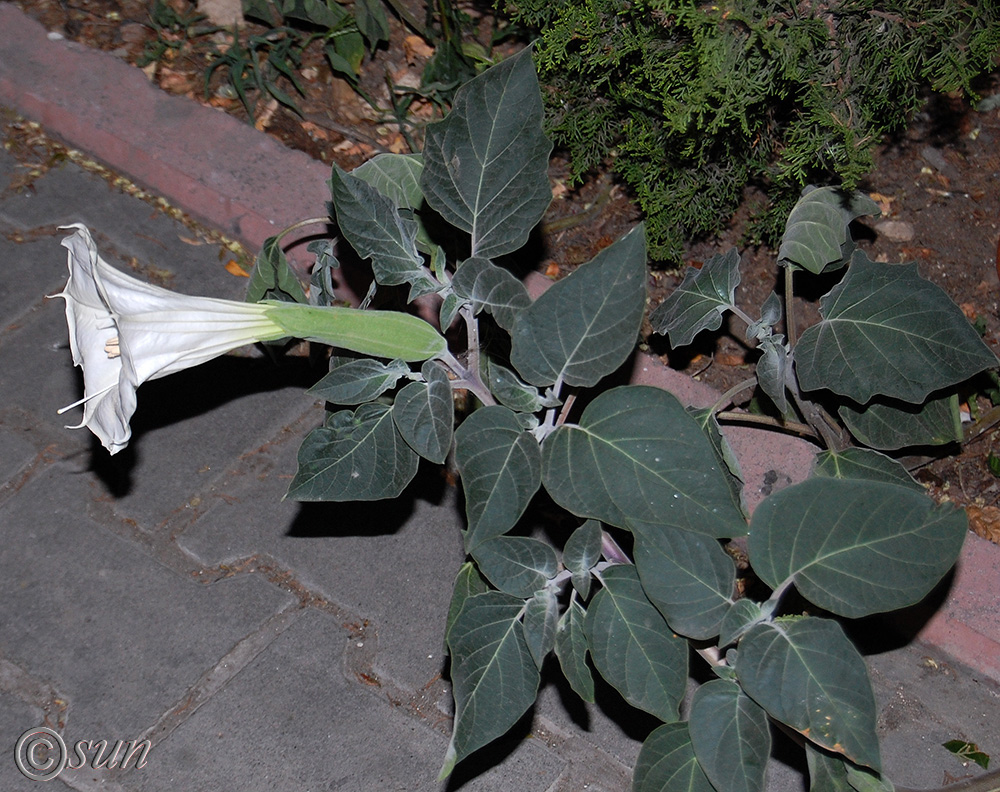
[
  {"xmin": 967, "ymin": 506, "xmax": 1000, "ymax": 544},
  {"xmin": 403, "ymin": 35, "xmax": 435, "ymax": 63},
  {"xmin": 224, "ymin": 260, "xmax": 250, "ymax": 277}
]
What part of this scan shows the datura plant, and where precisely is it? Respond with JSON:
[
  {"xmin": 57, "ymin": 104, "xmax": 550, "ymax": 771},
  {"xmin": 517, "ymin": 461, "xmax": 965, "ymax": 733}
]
[{"xmin": 56, "ymin": 50, "xmax": 998, "ymax": 792}]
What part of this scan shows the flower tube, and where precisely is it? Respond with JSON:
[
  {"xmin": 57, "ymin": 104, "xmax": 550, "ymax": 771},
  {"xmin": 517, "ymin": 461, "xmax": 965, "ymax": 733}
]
[{"xmin": 53, "ymin": 224, "xmax": 445, "ymax": 454}]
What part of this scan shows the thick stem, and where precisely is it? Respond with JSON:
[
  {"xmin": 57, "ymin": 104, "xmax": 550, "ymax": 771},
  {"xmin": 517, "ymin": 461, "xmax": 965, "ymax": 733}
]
[
  {"xmin": 440, "ymin": 350, "xmax": 495, "ymax": 407},
  {"xmin": 783, "ymin": 265, "xmax": 798, "ymax": 349},
  {"xmin": 715, "ymin": 411, "xmax": 821, "ymax": 441}
]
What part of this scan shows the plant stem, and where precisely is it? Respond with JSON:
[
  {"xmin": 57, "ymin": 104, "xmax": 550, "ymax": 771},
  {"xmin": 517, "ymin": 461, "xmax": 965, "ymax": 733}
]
[
  {"xmin": 710, "ymin": 376, "xmax": 759, "ymax": 414},
  {"xmin": 601, "ymin": 531, "xmax": 631, "ymax": 564},
  {"xmin": 715, "ymin": 410, "xmax": 820, "ymax": 440},
  {"xmin": 440, "ymin": 350, "xmax": 495, "ymax": 407},
  {"xmin": 555, "ymin": 392, "xmax": 577, "ymax": 427},
  {"xmin": 783, "ymin": 264, "xmax": 798, "ymax": 348}
]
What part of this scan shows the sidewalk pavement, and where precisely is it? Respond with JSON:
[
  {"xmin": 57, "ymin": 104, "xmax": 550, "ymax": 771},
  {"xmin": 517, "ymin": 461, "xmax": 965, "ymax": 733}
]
[{"xmin": 1, "ymin": 6, "xmax": 999, "ymax": 791}]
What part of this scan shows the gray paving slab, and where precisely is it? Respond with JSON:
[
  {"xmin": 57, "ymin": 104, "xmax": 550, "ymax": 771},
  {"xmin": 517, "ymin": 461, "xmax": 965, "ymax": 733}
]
[
  {"xmin": 0, "ymin": 464, "xmax": 296, "ymax": 741},
  {"xmin": 1, "ymin": 692, "xmax": 52, "ymax": 792},
  {"xmin": 126, "ymin": 609, "xmax": 565, "ymax": 792}
]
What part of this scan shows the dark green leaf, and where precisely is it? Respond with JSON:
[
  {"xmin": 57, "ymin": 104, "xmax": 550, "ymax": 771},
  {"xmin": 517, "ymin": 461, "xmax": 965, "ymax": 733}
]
[
  {"xmin": 757, "ymin": 335, "xmax": 790, "ymax": 414},
  {"xmin": 245, "ymin": 234, "xmax": 308, "ymax": 304},
  {"xmin": 838, "ymin": 393, "xmax": 963, "ymax": 450},
  {"xmin": 632, "ymin": 527, "xmax": 735, "ymax": 640},
  {"xmin": 286, "ymin": 403, "xmax": 418, "ymax": 500},
  {"xmin": 353, "ymin": 0, "xmax": 389, "ymax": 47},
  {"xmin": 484, "ymin": 357, "xmax": 545, "ymax": 413},
  {"xmin": 445, "ymin": 562, "xmax": 489, "ymax": 646},
  {"xmin": 719, "ymin": 600, "xmax": 766, "ymax": 647},
  {"xmin": 421, "ymin": 48, "xmax": 553, "ymax": 258},
  {"xmin": 737, "ymin": 617, "xmax": 881, "ymax": 770},
  {"xmin": 634, "ymin": 723, "xmax": 716, "ymax": 792},
  {"xmin": 351, "ymin": 153, "xmax": 423, "ymax": 209},
  {"xmin": 442, "ymin": 591, "xmax": 540, "ymax": 778},
  {"xmin": 584, "ymin": 565, "xmax": 687, "ymax": 722},
  {"xmin": 454, "ymin": 406, "xmax": 542, "ymax": 550},
  {"xmin": 811, "ymin": 448, "xmax": 922, "ymax": 492},
  {"xmin": 542, "ymin": 386, "xmax": 748, "ymax": 538},
  {"xmin": 279, "ymin": 0, "xmax": 348, "ymax": 26},
  {"xmin": 942, "ymin": 740, "xmax": 990, "ymax": 770},
  {"xmin": 329, "ymin": 164, "xmax": 437, "ymax": 297},
  {"xmin": 451, "ymin": 257, "xmax": 531, "ymax": 332},
  {"xmin": 650, "ymin": 248, "xmax": 740, "ymax": 347},
  {"xmin": 510, "ymin": 224, "xmax": 646, "ymax": 387},
  {"xmin": 439, "ymin": 292, "xmax": 465, "ymax": 331},
  {"xmin": 804, "ymin": 743, "xmax": 857, "ymax": 792},
  {"xmin": 308, "ymin": 357, "xmax": 410, "ymax": 404},
  {"xmin": 795, "ymin": 253, "xmax": 997, "ymax": 404},
  {"xmin": 472, "ymin": 536, "xmax": 558, "ymax": 598},
  {"xmin": 689, "ymin": 407, "xmax": 747, "ymax": 518},
  {"xmin": 689, "ymin": 679, "xmax": 771, "ymax": 792},
  {"xmin": 392, "ymin": 360, "xmax": 454, "ymax": 463},
  {"xmin": 989, "ymin": 452, "xmax": 1000, "ymax": 478},
  {"xmin": 563, "ymin": 520, "xmax": 603, "ymax": 600},
  {"xmin": 554, "ymin": 600, "xmax": 594, "ymax": 702},
  {"xmin": 778, "ymin": 187, "xmax": 879, "ymax": 274},
  {"xmin": 522, "ymin": 588, "xmax": 559, "ymax": 668},
  {"xmin": 749, "ymin": 477, "xmax": 966, "ymax": 618},
  {"xmin": 846, "ymin": 765, "xmax": 895, "ymax": 792},
  {"xmin": 747, "ymin": 292, "xmax": 782, "ymax": 342}
]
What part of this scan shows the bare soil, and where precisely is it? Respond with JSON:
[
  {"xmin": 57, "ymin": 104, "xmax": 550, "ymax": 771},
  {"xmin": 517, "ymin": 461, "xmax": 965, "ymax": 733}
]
[{"xmin": 7, "ymin": 0, "xmax": 1000, "ymax": 541}]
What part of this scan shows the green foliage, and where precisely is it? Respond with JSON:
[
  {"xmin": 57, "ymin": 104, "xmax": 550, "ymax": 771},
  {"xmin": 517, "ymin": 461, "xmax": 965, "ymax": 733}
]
[
  {"xmin": 238, "ymin": 49, "xmax": 993, "ymax": 791},
  {"xmin": 504, "ymin": 0, "xmax": 1000, "ymax": 261}
]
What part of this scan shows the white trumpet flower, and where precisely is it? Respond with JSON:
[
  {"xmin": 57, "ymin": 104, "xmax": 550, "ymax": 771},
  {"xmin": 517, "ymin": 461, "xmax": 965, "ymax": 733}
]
[
  {"xmin": 53, "ymin": 224, "xmax": 290, "ymax": 454},
  {"xmin": 53, "ymin": 224, "xmax": 447, "ymax": 455}
]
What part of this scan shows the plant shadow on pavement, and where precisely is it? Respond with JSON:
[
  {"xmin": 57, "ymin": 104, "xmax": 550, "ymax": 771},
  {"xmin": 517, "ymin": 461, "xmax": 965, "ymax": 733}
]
[
  {"xmin": 87, "ymin": 353, "xmax": 320, "ymax": 496},
  {"xmin": 286, "ymin": 459, "xmax": 449, "ymax": 538}
]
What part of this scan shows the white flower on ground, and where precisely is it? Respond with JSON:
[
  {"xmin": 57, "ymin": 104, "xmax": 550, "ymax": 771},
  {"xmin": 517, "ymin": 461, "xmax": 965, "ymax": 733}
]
[{"xmin": 53, "ymin": 224, "xmax": 288, "ymax": 454}]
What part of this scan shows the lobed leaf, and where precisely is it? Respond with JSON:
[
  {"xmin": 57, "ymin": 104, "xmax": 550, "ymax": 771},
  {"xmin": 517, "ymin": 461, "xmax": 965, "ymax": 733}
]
[
  {"xmin": 542, "ymin": 386, "xmax": 748, "ymax": 538},
  {"xmin": 510, "ymin": 224, "xmax": 647, "ymax": 387},
  {"xmin": 472, "ymin": 536, "xmax": 558, "ymax": 598},
  {"xmin": 442, "ymin": 591, "xmax": 540, "ymax": 778},
  {"xmin": 328, "ymin": 164, "xmax": 437, "ymax": 297},
  {"xmin": 451, "ymin": 256, "xmax": 531, "ymax": 332},
  {"xmin": 421, "ymin": 48, "xmax": 553, "ymax": 259},
  {"xmin": 522, "ymin": 588, "xmax": 559, "ymax": 668},
  {"xmin": 563, "ymin": 519, "xmax": 603, "ymax": 600},
  {"xmin": 838, "ymin": 393, "xmax": 962, "ymax": 450},
  {"xmin": 286, "ymin": 403, "xmax": 418, "ymax": 501},
  {"xmin": 351, "ymin": 153, "xmax": 424, "ymax": 209},
  {"xmin": 584, "ymin": 565, "xmax": 688, "ymax": 722},
  {"xmin": 483, "ymin": 357, "xmax": 546, "ymax": 413},
  {"xmin": 650, "ymin": 248, "xmax": 741, "ymax": 347},
  {"xmin": 246, "ymin": 234, "xmax": 308, "ymax": 305},
  {"xmin": 689, "ymin": 679, "xmax": 771, "ymax": 792},
  {"xmin": 554, "ymin": 600, "xmax": 594, "ymax": 702},
  {"xmin": 634, "ymin": 723, "xmax": 716, "ymax": 792},
  {"xmin": 794, "ymin": 253, "xmax": 997, "ymax": 405},
  {"xmin": 737, "ymin": 617, "xmax": 881, "ymax": 770},
  {"xmin": 392, "ymin": 360, "xmax": 454, "ymax": 464},
  {"xmin": 454, "ymin": 406, "xmax": 542, "ymax": 550},
  {"xmin": 749, "ymin": 478, "xmax": 966, "ymax": 618},
  {"xmin": 445, "ymin": 562, "xmax": 490, "ymax": 647},
  {"xmin": 632, "ymin": 527, "xmax": 736, "ymax": 640},
  {"xmin": 811, "ymin": 448, "xmax": 922, "ymax": 492},
  {"xmin": 308, "ymin": 357, "xmax": 410, "ymax": 404},
  {"xmin": 778, "ymin": 187, "xmax": 879, "ymax": 274}
]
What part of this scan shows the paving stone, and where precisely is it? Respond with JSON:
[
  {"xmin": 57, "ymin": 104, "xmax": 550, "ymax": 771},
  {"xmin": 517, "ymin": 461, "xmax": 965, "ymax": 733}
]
[
  {"xmin": 0, "ymin": 232, "xmax": 68, "ymax": 323},
  {"xmin": 0, "ymin": 693, "xmax": 50, "ymax": 792},
  {"xmin": 127, "ymin": 610, "xmax": 564, "ymax": 792},
  {"xmin": 177, "ymin": 421, "xmax": 466, "ymax": 694},
  {"xmin": 0, "ymin": 464, "xmax": 296, "ymax": 741},
  {"xmin": 0, "ymin": 291, "xmax": 321, "ymax": 524}
]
